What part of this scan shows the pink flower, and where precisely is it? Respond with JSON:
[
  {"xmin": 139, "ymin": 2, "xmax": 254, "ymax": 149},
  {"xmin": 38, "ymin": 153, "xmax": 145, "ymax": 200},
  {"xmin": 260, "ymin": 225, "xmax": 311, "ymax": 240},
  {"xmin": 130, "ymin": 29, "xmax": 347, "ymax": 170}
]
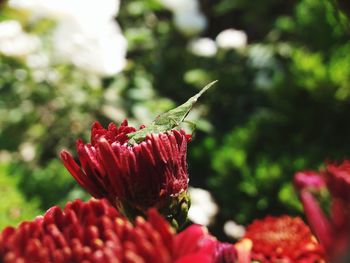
[
  {"xmin": 294, "ymin": 161, "xmax": 350, "ymax": 261},
  {"xmin": 212, "ymin": 243, "xmax": 238, "ymax": 263},
  {"xmin": 0, "ymin": 199, "xmax": 237, "ymax": 263},
  {"xmin": 175, "ymin": 224, "xmax": 247, "ymax": 263},
  {"xmin": 326, "ymin": 160, "xmax": 350, "ymax": 203},
  {"xmin": 294, "ymin": 171, "xmax": 326, "ymax": 192},
  {"xmin": 60, "ymin": 120, "xmax": 191, "ymax": 227},
  {"xmin": 244, "ymin": 215, "xmax": 325, "ymax": 262}
]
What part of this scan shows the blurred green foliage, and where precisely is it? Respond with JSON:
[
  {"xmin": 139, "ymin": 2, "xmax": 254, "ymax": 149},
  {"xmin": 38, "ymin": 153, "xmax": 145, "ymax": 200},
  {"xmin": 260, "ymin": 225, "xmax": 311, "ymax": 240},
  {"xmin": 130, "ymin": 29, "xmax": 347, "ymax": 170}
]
[
  {"xmin": 0, "ymin": 0, "xmax": 350, "ymax": 242},
  {"xmin": 0, "ymin": 163, "xmax": 40, "ymax": 229},
  {"xmin": 15, "ymin": 160, "xmax": 90, "ymax": 209}
]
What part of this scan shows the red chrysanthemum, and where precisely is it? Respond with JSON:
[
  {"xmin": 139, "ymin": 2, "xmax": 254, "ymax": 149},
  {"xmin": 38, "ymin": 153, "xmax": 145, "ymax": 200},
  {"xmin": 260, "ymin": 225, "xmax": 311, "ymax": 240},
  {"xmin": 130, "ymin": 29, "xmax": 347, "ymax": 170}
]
[
  {"xmin": 244, "ymin": 215, "xmax": 325, "ymax": 263},
  {"xmin": 0, "ymin": 199, "xmax": 231, "ymax": 263},
  {"xmin": 60, "ymin": 120, "xmax": 191, "ymax": 226}
]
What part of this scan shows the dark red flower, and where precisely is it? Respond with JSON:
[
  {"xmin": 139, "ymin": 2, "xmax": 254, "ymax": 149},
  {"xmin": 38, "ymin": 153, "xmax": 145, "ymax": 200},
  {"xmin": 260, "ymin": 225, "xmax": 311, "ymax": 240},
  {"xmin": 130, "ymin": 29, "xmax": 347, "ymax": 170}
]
[
  {"xmin": 244, "ymin": 215, "xmax": 325, "ymax": 263},
  {"xmin": 60, "ymin": 120, "xmax": 191, "ymax": 227},
  {"xmin": 0, "ymin": 199, "xmax": 234, "ymax": 263}
]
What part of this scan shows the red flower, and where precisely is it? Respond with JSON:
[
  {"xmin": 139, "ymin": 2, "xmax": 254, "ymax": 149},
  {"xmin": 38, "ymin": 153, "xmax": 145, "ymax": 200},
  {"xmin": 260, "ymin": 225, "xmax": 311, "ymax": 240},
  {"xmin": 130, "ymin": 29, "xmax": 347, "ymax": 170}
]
[
  {"xmin": 244, "ymin": 215, "xmax": 325, "ymax": 263},
  {"xmin": 0, "ymin": 199, "xmax": 236, "ymax": 263},
  {"xmin": 60, "ymin": 120, "xmax": 191, "ymax": 227}
]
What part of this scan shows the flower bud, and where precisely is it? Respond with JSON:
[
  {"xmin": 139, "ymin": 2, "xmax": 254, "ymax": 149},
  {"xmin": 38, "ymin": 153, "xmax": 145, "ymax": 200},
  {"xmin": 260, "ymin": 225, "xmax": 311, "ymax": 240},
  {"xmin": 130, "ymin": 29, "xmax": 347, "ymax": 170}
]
[{"xmin": 61, "ymin": 120, "xmax": 191, "ymax": 228}]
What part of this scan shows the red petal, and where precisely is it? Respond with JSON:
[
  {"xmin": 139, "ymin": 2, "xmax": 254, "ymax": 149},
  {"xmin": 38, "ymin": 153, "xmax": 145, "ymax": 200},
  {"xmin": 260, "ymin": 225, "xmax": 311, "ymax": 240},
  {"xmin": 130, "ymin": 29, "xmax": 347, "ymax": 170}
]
[
  {"xmin": 60, "ymin": 150, "xmax": 104, "ymax": 198},
  {"xmin": 97, "ymin": 138, "xmax": 126, "ymax": 198}
]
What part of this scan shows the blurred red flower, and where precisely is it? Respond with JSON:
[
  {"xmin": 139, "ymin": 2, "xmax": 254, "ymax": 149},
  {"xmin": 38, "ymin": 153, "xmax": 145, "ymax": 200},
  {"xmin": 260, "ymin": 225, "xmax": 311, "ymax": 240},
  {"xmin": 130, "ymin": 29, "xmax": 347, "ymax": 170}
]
[
  {"xmin": 0, "ymin": 199, "xmax": 236, "ymax": 263},
  {"xmin": 60, "ymin": 120, "xmax": 191, "ymax": 227},
  {"xmin": 244, "ymin": 215, "xmax": 325, "ymax": 263}
]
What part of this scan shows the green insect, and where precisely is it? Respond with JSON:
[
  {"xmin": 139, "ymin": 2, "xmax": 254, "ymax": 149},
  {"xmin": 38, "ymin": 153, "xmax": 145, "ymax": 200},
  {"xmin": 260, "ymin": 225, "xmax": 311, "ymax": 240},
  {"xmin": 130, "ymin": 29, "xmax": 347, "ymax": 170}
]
[{"xmin": 127, "ymin": 80, "xmax": 217, "ymax": 145}]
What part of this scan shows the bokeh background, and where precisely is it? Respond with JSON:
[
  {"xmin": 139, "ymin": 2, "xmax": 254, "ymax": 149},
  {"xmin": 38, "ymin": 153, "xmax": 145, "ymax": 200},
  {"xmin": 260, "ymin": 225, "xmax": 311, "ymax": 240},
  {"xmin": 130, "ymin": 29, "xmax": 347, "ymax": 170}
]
[{"xmin": 1, "ymin": 0, "xmax": 350, "ymax": 241}]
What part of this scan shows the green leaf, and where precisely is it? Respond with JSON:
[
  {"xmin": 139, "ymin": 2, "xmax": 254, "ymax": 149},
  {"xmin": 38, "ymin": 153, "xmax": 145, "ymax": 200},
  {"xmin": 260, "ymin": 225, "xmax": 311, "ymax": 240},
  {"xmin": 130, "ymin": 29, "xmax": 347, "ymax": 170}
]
[{"xmin": 127, "ymin": 80, "xmax": 217, "ymax": 144}]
